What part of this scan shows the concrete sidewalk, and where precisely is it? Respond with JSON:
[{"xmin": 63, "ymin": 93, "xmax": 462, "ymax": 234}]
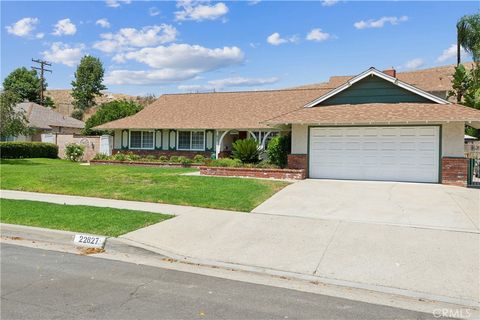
[
  {"xmin": 0, "ymin": 190, "xmax": 240, "ymax": 216},
  {"xmin": 2, "ymin": 189, "xmax": 479, "ymax": 308}
]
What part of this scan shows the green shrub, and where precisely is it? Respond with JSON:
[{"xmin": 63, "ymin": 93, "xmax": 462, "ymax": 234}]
[
  {"xmin": 158, "ymin": 155, "xmax": 168, "ymax": 162},
  {"xmin": 114, "ymin": 153, "xmax": 127, "ymax": 161},
  {"xmin": 207, "ymin": 158, "xmax": 243, "ymax": 167},
  {"xmin": 144, "ymin": 155, "xmax": 157, "ymax": 161},
  {"xmin": 255, "ymin": 160, "xmax": 280, "ymax": 169},
  {"xmin": 267, "ymin": 134, "xmax": 291, "ymax": 168},
  {"xmin": 169, "ymin": 156, "xmax": 179, "ymax": 163},
  {"xmin": 232, "ymin": 139, "xmax": 260, "ymax": 164},
  {"xmin": 193, "ymin": 154, "xmax": 206, "ymax": 164},
  {"xmin": 0, "ymin": 142, "xmax": 58, "ymax": 159},
  {"xmin": 125, "ymin": 152, "xmax": 141, "ymax": 161},
  {"xmin": 92, "ymin": 153, "xmax": 111, "ymax": 160},
  {"xmin": 178, "ymin": 156, "xmax": 192, "ymax": 166},
  {"xmin": 65, "ymin": 143, "xmax": 85, "ymax": 162}
]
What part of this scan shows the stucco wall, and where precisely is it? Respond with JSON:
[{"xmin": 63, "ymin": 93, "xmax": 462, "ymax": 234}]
[
  {"xmin": 441, "ymin": 122, "xmax": 464, "ymax": 157},
  {"xmin": 291, "ymin": 124, "xmax": 308, "ymax": 154},
  {"xmin": 291, "ymin": 122, "xmax": 465, "ymax": 157}
]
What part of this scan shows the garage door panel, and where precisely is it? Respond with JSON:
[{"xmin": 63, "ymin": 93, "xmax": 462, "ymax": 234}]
[{"xmin": 309, "ymin": 126, "xmax": 439, "ymax": 183}]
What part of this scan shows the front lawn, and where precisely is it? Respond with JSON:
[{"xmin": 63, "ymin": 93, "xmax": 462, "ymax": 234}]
[
  {"xmin": 0, "ymin": 199, "xmax": 171, "ymax": 237},
  {"xmin": 0, "ymin": 159, "xmax": 288, "ymax": 212}
]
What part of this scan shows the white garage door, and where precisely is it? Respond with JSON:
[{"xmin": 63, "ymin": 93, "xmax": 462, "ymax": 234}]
[{"xmin": 309, "ymin": 126, "xmax": 440, "ymax": 183}]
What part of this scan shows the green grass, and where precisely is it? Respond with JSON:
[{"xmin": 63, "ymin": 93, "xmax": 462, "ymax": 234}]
[
  {"xmin": 0, "ymin": 159, "xmax": 288, "ymax": 212},
  {"xmin": 0, "ymin": 199, "xmax": 172, "ymax": 237}
]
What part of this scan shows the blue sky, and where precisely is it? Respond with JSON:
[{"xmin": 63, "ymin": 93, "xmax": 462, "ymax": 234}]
[{"xmin": 1, "ymin": 1, "xmax": 478, "ymax": 96}]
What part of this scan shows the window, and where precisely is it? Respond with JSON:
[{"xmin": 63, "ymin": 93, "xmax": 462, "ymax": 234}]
[
  {"xmin": 177, "ymin": 131, "xmax": 205, "ymax": 150},
  {"xmin": 129, "ymin": 130, "xmax": 154, "ymax": 149}
]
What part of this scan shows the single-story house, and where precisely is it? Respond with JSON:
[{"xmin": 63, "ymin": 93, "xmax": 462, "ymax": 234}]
[
  {"xmin": 2, "ymin": 102, "xmax": 85, "ymax": 142},
  {"xmin": 95, "ymin": 67, "xmax": 480, "ymax": 186}
]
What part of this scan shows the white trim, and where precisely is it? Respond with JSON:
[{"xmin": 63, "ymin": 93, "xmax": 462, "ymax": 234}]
[
  {"xmin": 128, "ymin": 130, "xmax": 155, "ymax": 150},
  {"xmin": 177, "ymin": 130, "xmax": 205, "ymax": 151},
  {"xmin": 304, "ymin": 67, "xmax": 450, "ymax": 108}
]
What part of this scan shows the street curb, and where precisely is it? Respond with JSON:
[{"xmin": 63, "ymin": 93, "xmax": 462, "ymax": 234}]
[
  {"xmin": 2, "ymin": 223, "xmax": 478, "ymax": 310},
  {"xmin": 117, "ymin": 236, "xmax": 480, "ymax": 309}
]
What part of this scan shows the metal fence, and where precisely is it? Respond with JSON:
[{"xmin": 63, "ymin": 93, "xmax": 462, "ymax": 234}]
[{"xmin": 467, "ymin": 158, "xmax": 480, "ymax": 188}]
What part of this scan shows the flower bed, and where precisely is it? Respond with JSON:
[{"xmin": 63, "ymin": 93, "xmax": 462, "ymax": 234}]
[
  {"xmin": 199, "ymin": 166, "xmax": 306, "ymax": 180},
  {"xmin": 90, "ymin": 159, "xmax": 203, "ymax": 168}
]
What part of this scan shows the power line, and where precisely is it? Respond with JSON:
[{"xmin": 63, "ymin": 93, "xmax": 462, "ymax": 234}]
[{"xmin": 31, "ymin": 59, "xmax": 52, "ymax": 105}]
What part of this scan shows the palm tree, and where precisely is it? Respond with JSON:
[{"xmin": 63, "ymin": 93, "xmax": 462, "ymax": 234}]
[{"xmin": 457, "ymin": 14, "xmax": 480, "ymax": 65}]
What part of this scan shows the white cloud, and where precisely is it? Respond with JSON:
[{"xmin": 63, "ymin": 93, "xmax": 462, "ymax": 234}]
[
  {"xmin": 105, "ymin": 69, "xmax": 198, "ymax": 85},
  {"xmin": 93, "ymin": 24, "xmax": 178, "ymax": 53},
  {"xmin": 149, "ymin": 7, "xmax": 161, "ymax": 16},
  {"xmin": 113, "ymin": 44, "xmax": 244, "ymax": 70},
  {"xmin": 52, "ymin": 18, "xmax": 77, "ymax": 36},
  {"xmin": 175, "ymin": 0, "xmax": 229, "ymax": 21},
  {"xmin": 96, "ymin": 18, "xmax": 111, "ymax": 28},
  {"xmin": 436, "ymin": 44, "xmax": 468, "ymax": 63},
  {"xmin": 107, "ymin": 44, "xmax": 244, "ymax": 86},
  {"xmin": 106, "ymin": 0, "xmax": 131, "ymax": 8},
  {"xmin": 6, "ymin": 17, "xmax": 39, "ymax": 38},
  {"xmin": 266, "ymin": 32, "xmax": 298, "ymax": 46},
  {"xmin": 354, "ymin": 16, "xmax": 408, "ymax": 29},
  {"xmin": 322, "ymin": 0, "xmax": 339, "ymax": 7},
  {"xmin": 36, "ymin": 32, "xmax": 45, "ymax": 39},
  {"xmin": 248, "ymin": 0, "xmax": 261, "ymax": 5},
  {"xmin": 42, "ymin": 42, "xmax": 84, "ymax": 67},
  {"xmin": 403, "ymin": 58, "xmax": 424, "ymax": 70},
  {"xmin": 209, "ymin": 76, "xmax": 279, "ymax": 87},
  {"xmin": 306, "ymin": 28, "xmax": 332, "ymax": 42},
  {"xmin": 178, "ymin": 76, "xmax": 279, "ymax": 91}
]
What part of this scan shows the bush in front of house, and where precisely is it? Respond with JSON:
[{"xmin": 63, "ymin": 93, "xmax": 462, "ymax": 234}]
[
  {"xmin": 178, "ymin": 156, "xmax": 192, "ymax": 166},
  {"xmin": 266, "ymin": 134, "xmax": 291, "ymax": 168},
  {"xmin": 232, "ymin": 139, "xmax": 260, "ymax": 164},
  {"xmin": 92, "ymin": 153, "xmax": 111, "ymax": 160},
  {"xmin": 169, "ymin": 156, "xmax": 179, "ymax": 163},
  {"xmin": 65, "ymin": 143, "xmax": 85, "ymax": 162},
  {"xmin": 125, "ymin": 152, "xmax": 141, "ymax": 161},
  {"xmin": 193, "ymin": 154, "xmax": 206, "ymax": 164},
  {"xmin": 0, "ymin": 142, "xmax": 58, "ymax": 159},
  {"xmin": 114, "ymin": 153, "xmax": 127, "ymax": 161},
  {"xmin": 158, "ymin": 155, "xmax": 168, "ymax": 162},
  {"xmin": 144, "ymin": 155, "xmax": 157, "ymax": 161},
  {"xmin": 207, "ymin": 158, "xmax": 243, "ymax": 167}
]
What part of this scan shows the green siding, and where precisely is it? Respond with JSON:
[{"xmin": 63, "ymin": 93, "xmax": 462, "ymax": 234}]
[{"xmin": 320, "ymin": 75, "xmax": 432, "ymax": 105}]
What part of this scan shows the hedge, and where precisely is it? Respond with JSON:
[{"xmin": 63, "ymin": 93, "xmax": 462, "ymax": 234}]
[{"xmin": 0, "ymin": 142, "xmax": 58, "ymax": 159}]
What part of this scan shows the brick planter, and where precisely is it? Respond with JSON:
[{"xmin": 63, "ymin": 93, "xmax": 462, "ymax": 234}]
[
  {"xmin": 442, "ymin": 157, "xmax": 468, "ymax": 187},
  {"xmin": 199, "ymin": 166, "xmax": 306, "ymax": 180},
  {"xmin": 90, "ymin": 160, "xmax": 202, "ymax": 168}
]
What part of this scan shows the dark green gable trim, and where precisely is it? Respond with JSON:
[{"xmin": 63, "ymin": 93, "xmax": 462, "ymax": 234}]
[{"xmin": 319, "ymin": 75, "xmax": 433, "ymax": 105}]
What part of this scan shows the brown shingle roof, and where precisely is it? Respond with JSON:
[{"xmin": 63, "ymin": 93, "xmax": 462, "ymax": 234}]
[
  {"xmin": 265, "ymin": 103, "xmax": 480, "ymax": 126},
  {"xmin": 293, "ymin": 63, "xmax": 475, "ymax": 92},
  {"xmin": 16, "ymin": 102, "xmax": 85, "ymax": 130},
  {"xmin": 95, "ymin": 88, "xmax": 330, "ymax": 130}
]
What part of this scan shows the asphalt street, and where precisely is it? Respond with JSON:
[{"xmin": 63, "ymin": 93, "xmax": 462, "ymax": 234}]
[{"xmin": 1, "ymin": 243, "xmax": 436, "ymax": 320}]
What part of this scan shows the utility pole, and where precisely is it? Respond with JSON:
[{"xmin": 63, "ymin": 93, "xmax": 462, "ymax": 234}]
[{"xmin": 31, "ymin": 59, "xmax": 52, "ymax": 105}]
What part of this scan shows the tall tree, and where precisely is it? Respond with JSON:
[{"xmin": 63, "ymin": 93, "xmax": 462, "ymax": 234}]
[
  {"xmin": 82, "ymin": 100, "xmax": 143, "ymax": 135},
  {"xmin": 0, "ymin": 91, "xmax": 31, "ymax": 138},
  {"xmin": 457, "ymin": 13, "xmax": 480, "ymax": 64},
  {"xmin": 71, "ymin": 55, "xmax": 106, "ymax": 117},
  {"xmin": 2, "ymin": 67, "xmax": 44, "ymax": 104}
]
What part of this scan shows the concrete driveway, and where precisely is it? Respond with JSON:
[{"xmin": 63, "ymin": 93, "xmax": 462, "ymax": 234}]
[{"xmin": 253, "ymin": 180, "xmax": 479, "ymax": 232}]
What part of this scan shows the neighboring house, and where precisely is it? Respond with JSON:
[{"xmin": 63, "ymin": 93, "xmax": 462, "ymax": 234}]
[
  {"xmin": 95, "ymin": 67, "xmax": 480, "ymax": 186},
  {"xmin": 2, "ymin": 102, "xmax": 85, "ymax": 142}
]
